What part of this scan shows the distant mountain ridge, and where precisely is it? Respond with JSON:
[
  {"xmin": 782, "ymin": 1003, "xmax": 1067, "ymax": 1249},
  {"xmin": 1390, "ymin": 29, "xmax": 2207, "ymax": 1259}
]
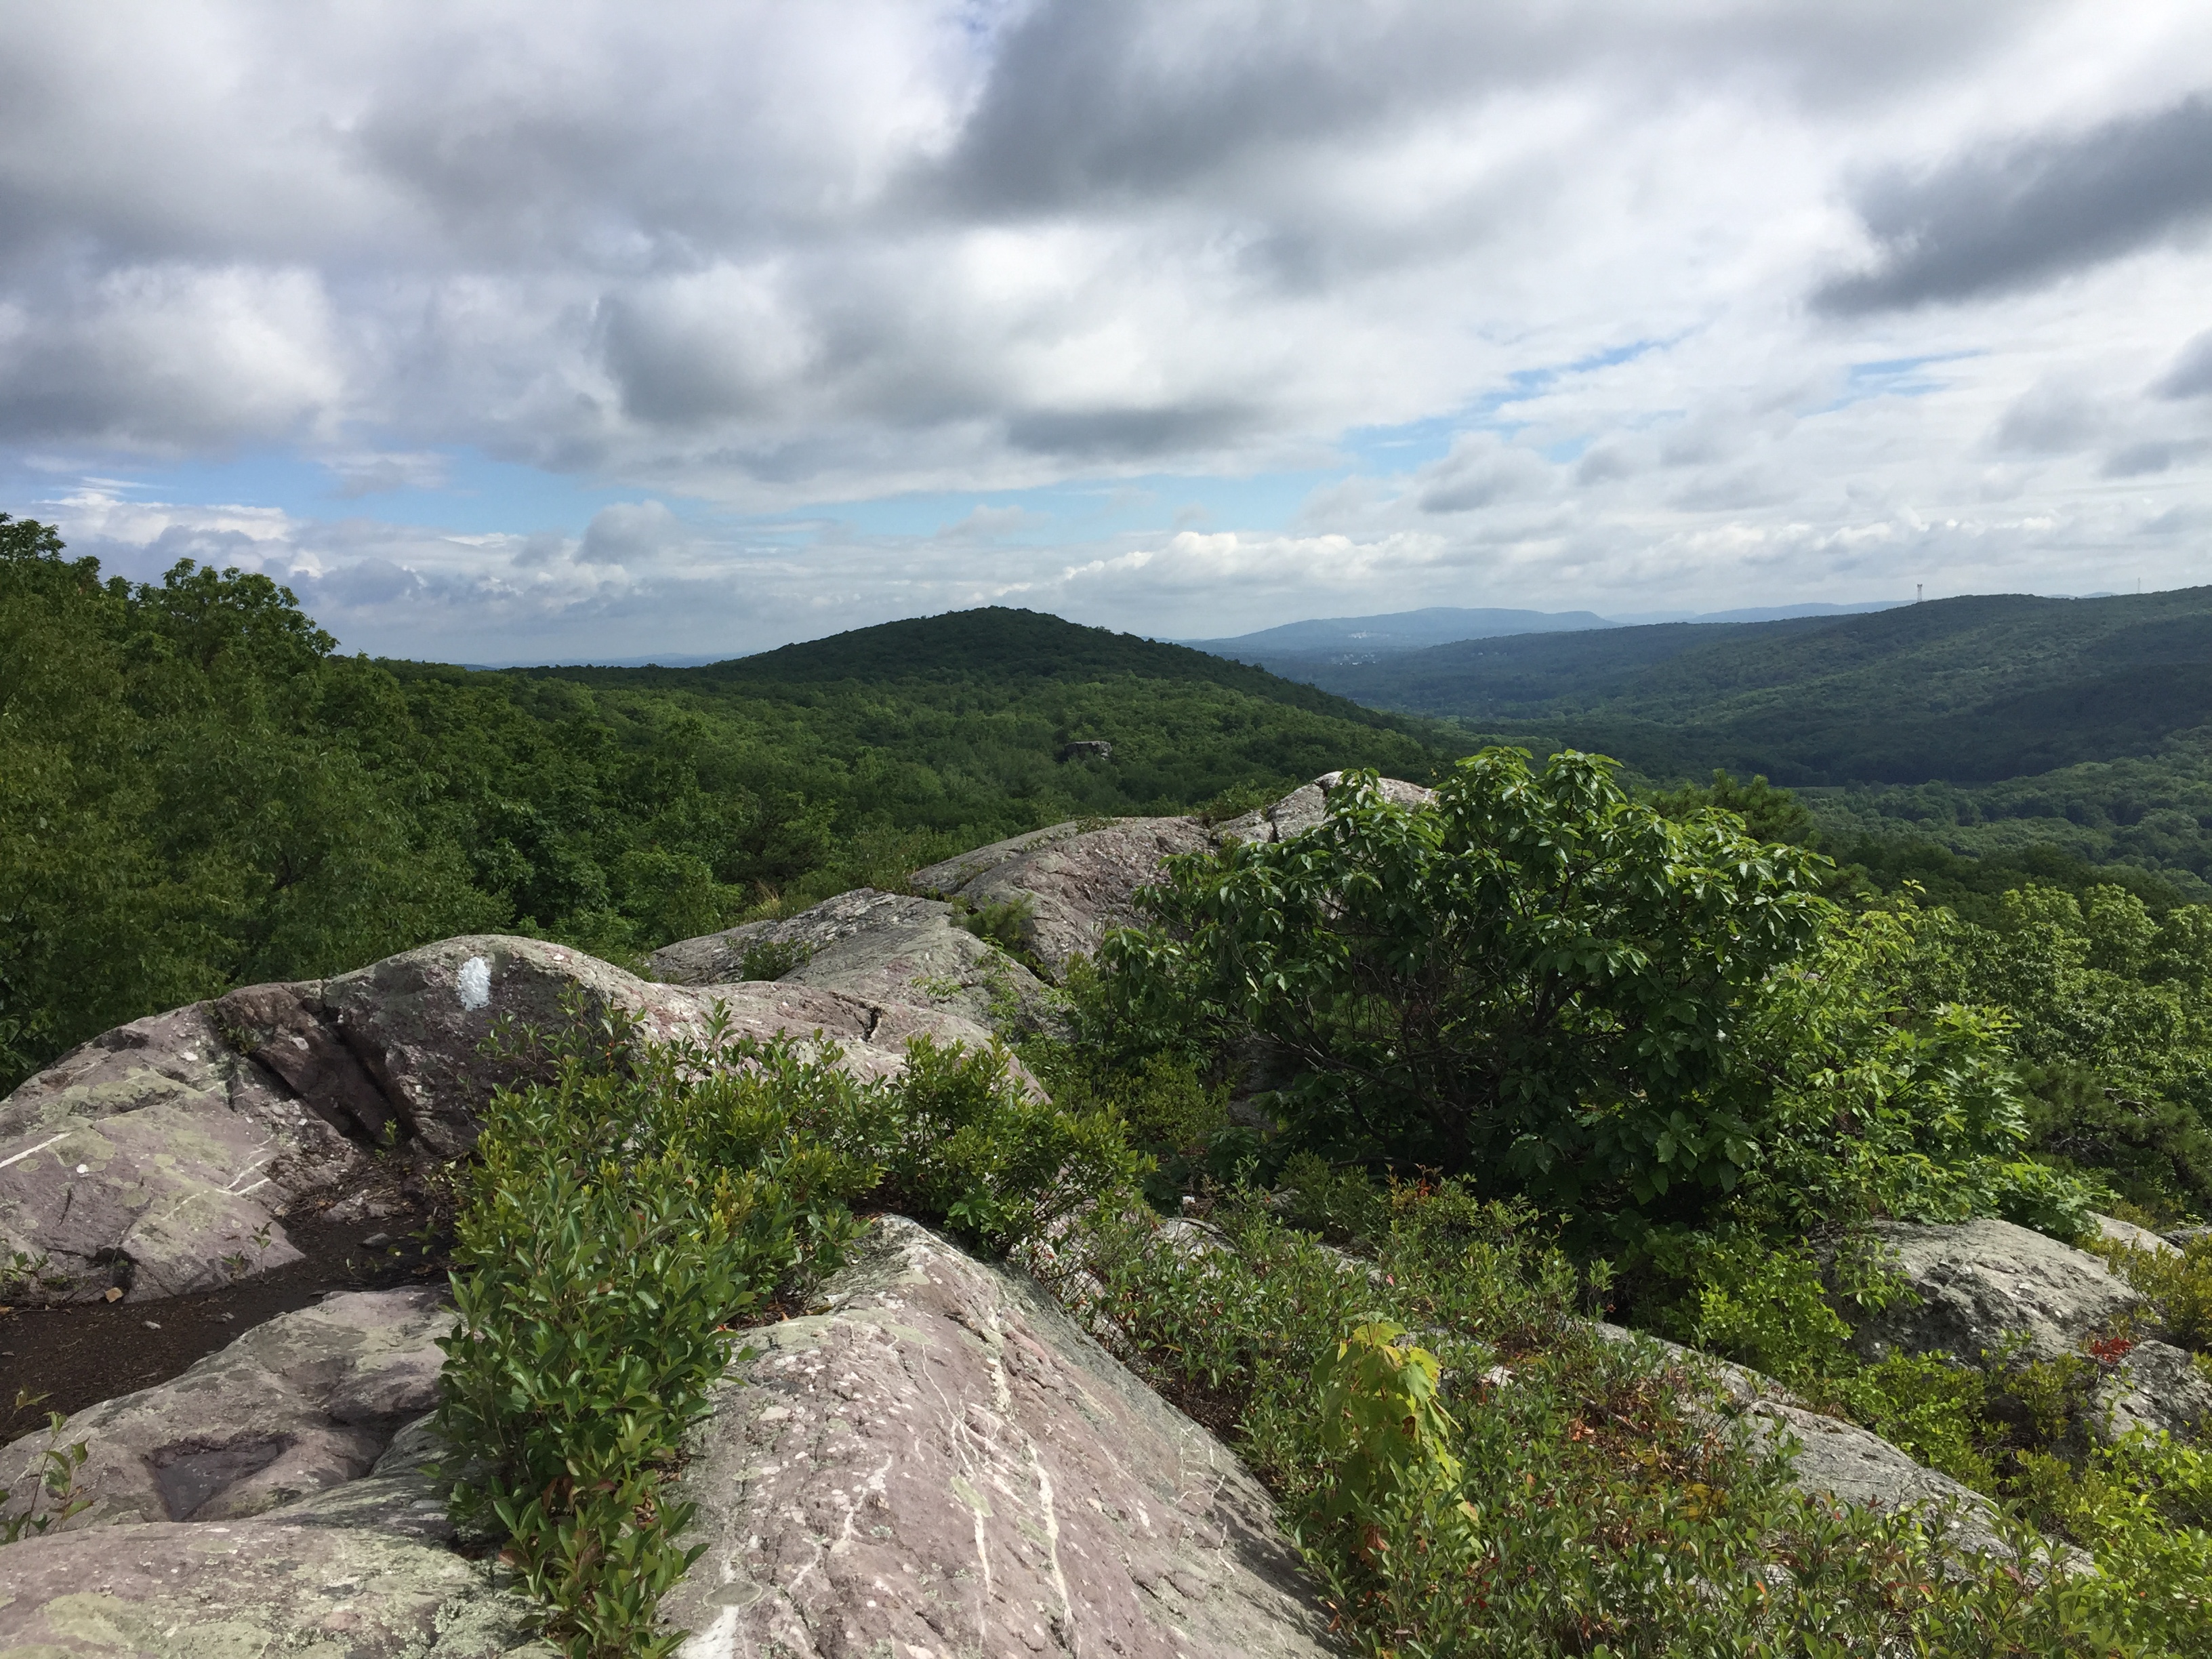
[
  {"xmin": 1179, "ymin": 599, "xmax": 1904, "ymax": 670},
  {"xmin": 1273, "ymin": 588, "xmax": 2212, "ymax": 787}
]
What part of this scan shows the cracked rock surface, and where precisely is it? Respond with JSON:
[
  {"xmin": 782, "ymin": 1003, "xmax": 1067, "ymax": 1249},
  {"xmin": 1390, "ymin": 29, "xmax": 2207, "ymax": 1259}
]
[
  {"xmin": 0, "ymin": 1287, "xmax": 546, "ymax": 1657},
  {"xmin": 0, "ymin": 936, "xmax": 1002, "ymax": 1305},
  {"xmin": 912, "ymin": 817, "xmax": 1215, "ymax": 977},
  {"xmin": 651, "ymin": 887, "xmax": 1054, "ymax": 1033},
  {"xmin": 1213, "ymin": 772, "xmax": 1435, "ymax": 845},
  {"xmin": 661, "ymin": 1215, "xmax": 1334, "ymax": 1659},
  {"xmin": 1850, "ymin": 1218, "xmax": 2145, "ymax": 1368},
  {"xmin": 0, "ymin": 1286, "xmax": 452, "ymax": 1530}
]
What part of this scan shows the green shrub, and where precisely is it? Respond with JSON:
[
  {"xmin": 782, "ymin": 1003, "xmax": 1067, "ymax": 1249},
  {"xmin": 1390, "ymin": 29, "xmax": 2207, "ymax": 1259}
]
[
  {"xmin": 2011, "ymin": 1432, "xmax": 2212, "ymax": 1650},
  {"xmin": 2091, "ymin": 1233, "xmax": 2212, "ymax": 1353},
  {"xmin": 438, "ymin": 998, "xmax": 1141, "ymax": 1655},
  {"xmin": 736, "ymin": 937, "xmax": 810, "ymax": 981},
  {"xmin": 1095, "ymin": 756, "xmax": 2100, "ymax": 1244},
  {"xmin": 1275, "ymin": 1152, "xmax": 1392, "ymax": 1247},
  {"xmin": 953, "ymin": 895, "xmax": 1034, "ymax": 955},
  {"xmin": 1309, "ymin": 1322, "xmax": 1462, "ymax": 1526},
  {"xmin": 1645, "ymin": 1230, "xmax": 1858, "ymax": 1386},
  {"xmin": 1814, "ymin": 1355, "xmax": 1996, "ymax": 1494},
  {"xmin": 1052, "ymin": 1182, "xmax": 2121, "ymax": 1657}
]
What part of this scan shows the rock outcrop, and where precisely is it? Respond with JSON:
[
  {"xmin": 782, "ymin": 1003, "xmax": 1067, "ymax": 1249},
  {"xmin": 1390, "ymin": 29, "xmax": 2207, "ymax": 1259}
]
[
  {"xmin": 0, "ymin": 1221, "xmax": 1334, "ymax": 1659},
  {"xmin": 651, "ymin": 886, "xmax": 1054, "ymax": 1033},
  {"xmin": 661, "ymin": 1215, "xmax": 1333, "ymax": 1659},
  {"xmin": 1214, "ymin": 771, "xmax": 1435, "ymax": 844},
  {"xmin": 1, "ymin": 1287, "xmax": 451, "ymax": 1529},
  {"xmin": 0, "ymin": 1288, "xmax": 542, "ymax": 1656},
  {"xmin": 2097, "ymin": 1338, "xmax": 2212, "ymax": 1443},
  {"xmin": 1589, "ymin": 1323, "xmax": 2012, "ymax": 1558},
  {"xmin": 0, "ymin": 936, "xmax": 1004, "ymax": 1305},
  {"xmin": 1849, "ymin": 1218, "xmax": 2145, "ymax": 1368},
  {"xmin": 1847, "ymin": 1217, "xmax": 2211, "ymax": 1446},
  {"xmin": 913, "ymin": 817, "xmax": 1215, "ymax": 975}
]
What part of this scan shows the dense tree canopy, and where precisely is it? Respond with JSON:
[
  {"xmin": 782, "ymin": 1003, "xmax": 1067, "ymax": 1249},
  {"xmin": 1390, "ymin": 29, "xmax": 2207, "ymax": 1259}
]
[
  {"xmin": 0, "ymin": 519, "xmax": 1446, "ymax": 1092},
  {"xmin": 1095, "ymin": 756, "xmax": 2078, "ymax": 1236}
]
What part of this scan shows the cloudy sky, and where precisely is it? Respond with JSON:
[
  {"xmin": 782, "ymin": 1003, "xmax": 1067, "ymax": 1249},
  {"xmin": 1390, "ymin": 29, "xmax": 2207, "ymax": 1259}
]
[{"xmin": 3, "ymin": 1, "xmax": 2209, "ymax": 661}]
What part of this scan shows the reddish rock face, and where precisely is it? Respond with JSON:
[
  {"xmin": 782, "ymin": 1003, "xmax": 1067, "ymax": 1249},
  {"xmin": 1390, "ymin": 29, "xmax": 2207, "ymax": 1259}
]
[
  {"xmin": 663, "ymin": 1216, "xmax": 1333, "ymax": 1659},
  {"xmin": 0, "ymin": 935, "xmax": 1005, "ymax": 1305}
]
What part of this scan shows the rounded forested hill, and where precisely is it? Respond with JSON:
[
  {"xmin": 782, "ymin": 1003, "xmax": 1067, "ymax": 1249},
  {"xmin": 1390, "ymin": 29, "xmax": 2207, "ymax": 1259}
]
[{"xmin": 501, "ymin": 605, "xmax": 1448, "ymax": 822}]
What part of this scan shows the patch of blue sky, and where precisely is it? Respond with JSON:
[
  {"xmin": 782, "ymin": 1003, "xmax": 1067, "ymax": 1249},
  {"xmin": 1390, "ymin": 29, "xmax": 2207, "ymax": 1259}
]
[
  {"xmin": 0, "ymin": 443, "xmax": 643, "ymax": 538},
  {"xmin": 1818, "ymin": 350, "xmax": 1984, "ymax": 415},
  {"xmin": 1340, "ymin": 337, "xmax": 1671, "ymax": 474}
]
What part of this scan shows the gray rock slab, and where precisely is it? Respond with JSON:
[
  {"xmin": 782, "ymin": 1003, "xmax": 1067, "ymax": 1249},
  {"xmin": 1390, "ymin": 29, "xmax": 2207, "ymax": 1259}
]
[
  {"xmin": 912, "ymin": 817, "xmax": 1215, "ymax": 976},
  {"xmin": 0, "ymin": 1510, "xmax": 544, "ymax": 1658},
  {"xmin": 662, "ymin": 1216, "xmax": 1333, "ymax": 1659},
  {"xmin": 0, "ymin": 1286, "xmax": 452, "ymax": 1529},
  {"xmin": 1214, "ymin": 772, "xmax": 1435, "ymax": 844},
  {"xmin": 1, "ymin": 935, "xmax": 1007, "ymax": 1304},
  {"xmin": 2095, "ymin": 1338, "xmax": 2212, "ymax": 1443},
  {"xmin": 0, "ymin": 1300, "xmax": 544, "ymax": 1657},
  {"xmin": 0, "ymin": 1003, "xmax": 344, "ymax": 1304},
  {"xmin": 2092, "ymin": 1212, "xmax": 2181, "ymax": 1257},
  {"xmin": 1852, "ymin": 1218, "xmax": 2145, "ymax": 1367},
  {"xmin": 651, "ymin": 888, "xmax": 1053, "ymax": 1033}
]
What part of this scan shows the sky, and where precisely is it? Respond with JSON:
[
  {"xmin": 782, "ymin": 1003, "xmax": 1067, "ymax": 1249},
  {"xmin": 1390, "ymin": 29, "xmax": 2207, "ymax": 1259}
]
[{"xmin": 2, "ymin": 1, "xmax": 2209, "ymax": 663}]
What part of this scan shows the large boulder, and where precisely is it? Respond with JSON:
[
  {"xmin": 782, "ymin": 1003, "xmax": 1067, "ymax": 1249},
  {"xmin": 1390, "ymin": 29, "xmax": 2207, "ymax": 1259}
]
[
  {"xmin": 0, "ymin": 1218, "xmax": 1331, "ymax": 1658},
  {"xmin": 0, "ymin": 935, "xmax": 1005, "ymax": 1305},
  {"xmin": 0, "ymin": 1288, "xmax": 544, "ymax": 1656},
  {"xmin": 912, "ymin": 817, "xmax": 1215, "ymax": 976},
  {"xmin": 1214, "ymin": 771, "xmax": 1435, "ymax": 844},
  {"xmin": 2096, "ymin": 1338, "xmax": 2212, "ymax": 1443},
  {"xmin": 0, "ymin": 1286, "xmax": 450, "ymax": 1528},
  {"xmin": 651, "ymin": 887, "xmax": 1054, "ymax": 1033},
  {"xmin": 1849, "ymin": 1218, "xmax": 2145, "ymax": 1368},
  {"xmin": 661, "ymin": 1215, "xmax": 1334, "ymax": 1659}
]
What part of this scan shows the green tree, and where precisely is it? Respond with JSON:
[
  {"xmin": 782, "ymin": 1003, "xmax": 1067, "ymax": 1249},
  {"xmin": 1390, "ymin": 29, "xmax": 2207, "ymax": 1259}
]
[{"xmin": 1099, "ymin": 752, "xmax": 1832, "ymax": 1217}]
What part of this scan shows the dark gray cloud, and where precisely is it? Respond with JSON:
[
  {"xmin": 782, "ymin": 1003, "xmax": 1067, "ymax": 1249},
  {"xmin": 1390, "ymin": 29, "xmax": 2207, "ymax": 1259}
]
[
  {"xmin": 1004, "ymin": 403, "xmax": 1256, "ymax": 461},
  {"xmin": 1816, "ymin": 94, "xmax": 2212, "ymax": 313}
]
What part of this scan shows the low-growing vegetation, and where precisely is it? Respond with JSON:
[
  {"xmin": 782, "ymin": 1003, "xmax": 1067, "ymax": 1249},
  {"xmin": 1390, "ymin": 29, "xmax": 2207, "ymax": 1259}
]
[
  {"xmin": 433, "ymin": 996, "xmax": 1136, "ymax": 1658},
  {"xmin": 1042, "ymin": 1185, "xmax": 2157, "ymax": 1656}
]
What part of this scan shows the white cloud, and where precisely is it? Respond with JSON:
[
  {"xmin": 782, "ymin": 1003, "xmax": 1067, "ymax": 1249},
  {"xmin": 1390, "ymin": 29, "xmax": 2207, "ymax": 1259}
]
[{"xmin": 0, "ymin": 1, "xmax": 2209, "ymax": 657}]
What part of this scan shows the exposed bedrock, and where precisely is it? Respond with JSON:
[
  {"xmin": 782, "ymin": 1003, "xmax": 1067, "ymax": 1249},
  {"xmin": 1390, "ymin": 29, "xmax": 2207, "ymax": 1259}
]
[
  {"xmin": 0, "ymin": 936, "xmax": 1003, "ymax": 1305},
  {"xmin": 0, "ymin": 1222, "xmax": 1334, "ymax": 1659},
  {"xmin": 651, "ymin": 886, "xmax": 1056, "ymax": 1033},
  {"xmin": 912, "ymin": 815, "xmax": 1217, "ymax": 977},
  {"xmin": 661, "ymin": 1215, "xmax": 1334, "ymax": 1659},
  {"xmin": 1849, "ymin": 1216, "xmax": 2212, "ymax": 1443},
  {"xmin": 0, "ymin": 1286, "xmax": 544, "ymax": 1656}
]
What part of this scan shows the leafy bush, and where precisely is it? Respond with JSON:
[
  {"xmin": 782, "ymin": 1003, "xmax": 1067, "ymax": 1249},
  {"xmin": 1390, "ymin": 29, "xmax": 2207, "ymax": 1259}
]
[
  {"xmin": 1095, "ymin": 754, "xmax": 2090, "ymax": 1248},
  {"xmin": 952, "ymin": 894, "xmax": 1036, "ymax": 956},
  {"xmin": 1310, "ymin": 1322, "xmax": 1462, "ymax": 1527},
  {"xmin": 1101, "ymin": 752, "xmax": 1834, "ymax": 1214},
  {"xmin": 438, "ymin": 998, "xmax": 1141, "ymax": 1655},
  {"xmin": 2090, "ymin": 1232, "xmax": 2212, "ymax": 1354}
]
